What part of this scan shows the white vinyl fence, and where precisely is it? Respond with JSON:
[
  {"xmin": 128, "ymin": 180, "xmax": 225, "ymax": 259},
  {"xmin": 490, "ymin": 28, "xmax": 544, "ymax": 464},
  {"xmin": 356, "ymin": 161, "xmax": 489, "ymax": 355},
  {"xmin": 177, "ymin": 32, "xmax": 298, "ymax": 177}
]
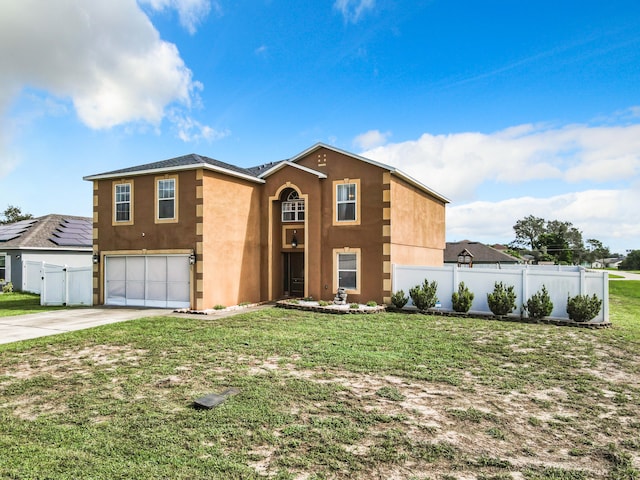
[
  {"xmin": 24, "ymin": 261, "xmax": 93, "ymax": 306},
  {"xmin": 393, "ymin": 264, "xmax": 608, "ymax": 323}
]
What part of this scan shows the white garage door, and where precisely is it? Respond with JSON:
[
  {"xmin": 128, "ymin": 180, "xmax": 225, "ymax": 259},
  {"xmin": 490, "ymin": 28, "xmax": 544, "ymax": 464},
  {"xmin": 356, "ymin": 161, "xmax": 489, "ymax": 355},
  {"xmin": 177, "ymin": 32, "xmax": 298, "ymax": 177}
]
[{"xmin": 105, "ymin": 255, "xmax": 190, "ymax": 308}]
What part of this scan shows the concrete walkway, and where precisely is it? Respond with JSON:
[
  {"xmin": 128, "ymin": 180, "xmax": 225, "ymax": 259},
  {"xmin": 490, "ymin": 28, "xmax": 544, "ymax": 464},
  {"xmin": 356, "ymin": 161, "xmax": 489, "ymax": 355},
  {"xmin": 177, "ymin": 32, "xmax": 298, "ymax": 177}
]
[
  {"xmin": 608, "ymin": 270, "xmax": 640, "ymax": 281},
  {"xmin": 0, "ymin": 305, "xmax": 273, "ymax": 345}
]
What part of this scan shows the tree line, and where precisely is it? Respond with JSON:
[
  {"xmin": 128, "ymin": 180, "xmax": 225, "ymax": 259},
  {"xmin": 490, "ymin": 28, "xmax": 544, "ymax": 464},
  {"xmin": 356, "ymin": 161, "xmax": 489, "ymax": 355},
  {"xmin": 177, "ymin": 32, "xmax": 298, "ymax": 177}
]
[{"xmin": 509, "ymin": 215, "xmax": 638, "ymax": 269}]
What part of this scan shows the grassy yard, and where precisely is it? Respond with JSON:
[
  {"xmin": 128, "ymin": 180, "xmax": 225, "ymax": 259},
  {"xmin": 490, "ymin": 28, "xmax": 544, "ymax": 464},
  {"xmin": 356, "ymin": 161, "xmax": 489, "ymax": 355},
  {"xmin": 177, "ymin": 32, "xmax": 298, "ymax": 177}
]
[
  {"xmin": 0, "ymin": 292, "xmax": 65, "ymax": 317},
  {"xmin": 0, "ymin": 284, "xmax": 639, "ymax": 479}
]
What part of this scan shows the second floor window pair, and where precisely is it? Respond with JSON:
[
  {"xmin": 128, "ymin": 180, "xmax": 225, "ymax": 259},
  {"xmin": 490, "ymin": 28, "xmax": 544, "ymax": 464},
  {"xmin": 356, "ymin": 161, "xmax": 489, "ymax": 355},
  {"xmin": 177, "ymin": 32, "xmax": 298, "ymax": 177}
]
[{"xmin": 281, "ymin": 183, "xmax": 357, "ymax": 223}]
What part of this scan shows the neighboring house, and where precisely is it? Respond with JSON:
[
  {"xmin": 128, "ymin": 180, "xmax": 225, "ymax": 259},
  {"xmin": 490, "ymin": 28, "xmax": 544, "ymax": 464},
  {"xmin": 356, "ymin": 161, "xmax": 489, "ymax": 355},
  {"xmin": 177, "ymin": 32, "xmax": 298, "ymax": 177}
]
[
  {"xmin": 84, "ymin": 143, "xmax": 449, "ymax": 310},
  {"xmin": 0, "ymin": 214, "xmax": 93, "ymax": 292},
  {"xmin": 444, "ymin": 240, "xmax": 521, "ymax": 267}
]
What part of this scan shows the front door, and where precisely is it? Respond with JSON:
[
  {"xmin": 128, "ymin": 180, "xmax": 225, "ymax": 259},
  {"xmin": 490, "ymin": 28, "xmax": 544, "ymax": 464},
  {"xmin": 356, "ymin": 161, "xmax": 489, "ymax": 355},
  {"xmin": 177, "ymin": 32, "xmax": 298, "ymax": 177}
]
[{"xmin": 283, "ymin": 252, "xmax": 304, "ymax": 298}]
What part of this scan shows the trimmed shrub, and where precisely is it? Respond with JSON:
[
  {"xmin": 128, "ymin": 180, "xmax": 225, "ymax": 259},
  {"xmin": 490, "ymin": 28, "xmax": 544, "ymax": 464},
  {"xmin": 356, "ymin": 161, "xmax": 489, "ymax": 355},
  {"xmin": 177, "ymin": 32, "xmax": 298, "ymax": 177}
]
[
  {"xmin": 318, "ymin": 300, "xmax": 330, "ymax": 307},
  {"xmin": 566, "ymin": 294, "xmax": 602, "ymax": 322},
  {"xmin": 487, "ymin": 281, "xmax": 517, "ymax": 316},
  {"xmin": 390, "ymin": 290, "xmax": 409, "ymax": 309},
  {"xmin": 366, "ymin": 301, "xmax": 377, "ymax": 307},
  {"xmin": 451, "ymin": 281, "xmax": 474, "ymax": 313},
  {"xmin": 349, "ymin": 303, "xmax": 360, "ymax": 309},
  {"xmin": 409, "ymin": 279, "xmax": 438, "ymax": 312},
  {"xmin": 2, "ymin": 282, "xmax": 13, "ymax": 294},
  {"xmin": 525, "ymin": 285, "xmax": 553, "ymax": 320}
]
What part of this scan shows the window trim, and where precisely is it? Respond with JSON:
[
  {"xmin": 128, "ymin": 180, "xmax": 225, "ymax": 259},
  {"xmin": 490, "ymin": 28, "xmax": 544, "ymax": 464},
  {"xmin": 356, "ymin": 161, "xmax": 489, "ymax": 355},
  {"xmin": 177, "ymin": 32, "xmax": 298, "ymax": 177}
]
[
  {"xmin": 332, "ymin": 179, "xmax": 360, "ymax": 226},
  {"xmin": 282, "ymin": 190, "xmax": 305, "ymax": 223},
  {"xmin": 0, "ymin": 254, "xmax": 7, "ymax": 283},
  {"xmin": 333, "ymin": 247, "xmax": 361, "ymax": 295},
  {"xmin": 155, "ymin": 175, "xmax": 179, "ymax": 224},
  {"xmin": 112, "ymin": 180, "xmax": 134, "ymax": 226}
]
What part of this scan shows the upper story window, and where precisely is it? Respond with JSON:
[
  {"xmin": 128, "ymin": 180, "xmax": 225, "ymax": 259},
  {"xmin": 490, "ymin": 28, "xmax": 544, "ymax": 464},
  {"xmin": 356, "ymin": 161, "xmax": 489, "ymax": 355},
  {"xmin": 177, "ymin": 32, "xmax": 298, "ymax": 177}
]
[
  {"xmin": 282, "ymin": 190, "xmax": 305, "ymax": 222},
  {"xmin": 114, "ymin": 183, "xmax": 131, "ymax": 222},
  {"xmin": 113, "ymin": 181, "xmax": 133, "ymax": 226},
  {"xmin": 334, "ymin": 179, "xmax": 360, "ymax": 225},
  {"xmin": 156, "ymin": 176, "xmax": 178, "ymax": 223}
]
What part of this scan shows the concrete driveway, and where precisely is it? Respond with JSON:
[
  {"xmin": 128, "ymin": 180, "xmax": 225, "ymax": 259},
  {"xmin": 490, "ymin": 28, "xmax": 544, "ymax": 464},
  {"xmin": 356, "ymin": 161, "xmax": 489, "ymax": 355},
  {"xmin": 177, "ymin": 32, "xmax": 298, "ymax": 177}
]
[
  {"xmin": 0, "ymin": 307, "xmax": 173, "ymax": 345},
  {"xmin": 609, "ymin": 270, "xmax": 640, "ymax": 280}
]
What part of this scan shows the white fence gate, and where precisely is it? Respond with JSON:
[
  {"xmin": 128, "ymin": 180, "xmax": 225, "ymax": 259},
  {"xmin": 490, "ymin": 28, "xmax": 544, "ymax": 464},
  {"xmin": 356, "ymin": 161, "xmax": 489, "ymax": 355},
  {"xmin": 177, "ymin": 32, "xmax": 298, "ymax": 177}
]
[
  {"xmin": 24, "ymin": 261, "xmax": 93, "ymax": 306},
  {"xmin": 393, "ymin": 264, "xmax": 609, "ymax": 323}
]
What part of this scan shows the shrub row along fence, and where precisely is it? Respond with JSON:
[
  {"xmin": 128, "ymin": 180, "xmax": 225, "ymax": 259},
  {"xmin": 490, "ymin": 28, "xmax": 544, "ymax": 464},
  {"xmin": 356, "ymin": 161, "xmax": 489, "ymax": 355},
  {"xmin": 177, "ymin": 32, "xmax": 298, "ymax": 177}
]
[{"xmin": 392, "ymin": 264, "xmax": 609, "ymax": 323}]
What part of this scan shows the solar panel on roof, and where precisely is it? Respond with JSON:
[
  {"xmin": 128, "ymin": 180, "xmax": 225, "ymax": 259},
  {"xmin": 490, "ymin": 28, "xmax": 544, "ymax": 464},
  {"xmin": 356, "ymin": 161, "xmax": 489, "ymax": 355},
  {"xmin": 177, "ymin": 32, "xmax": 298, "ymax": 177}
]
[
  {"xmin": 49, "ymin": 219, "xmax": 92, "ymax": 247},
  {"xmin": 0, "ymin": 233, "xmax": 20, "ymax": 242}
]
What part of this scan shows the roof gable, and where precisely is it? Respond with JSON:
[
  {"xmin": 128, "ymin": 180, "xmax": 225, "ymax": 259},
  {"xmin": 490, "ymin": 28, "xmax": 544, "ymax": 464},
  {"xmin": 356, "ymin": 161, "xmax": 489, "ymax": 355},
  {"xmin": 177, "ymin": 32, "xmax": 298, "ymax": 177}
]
[{"xmin": 257, "ymin": 161, "xmax": 327, "ymax": 179}]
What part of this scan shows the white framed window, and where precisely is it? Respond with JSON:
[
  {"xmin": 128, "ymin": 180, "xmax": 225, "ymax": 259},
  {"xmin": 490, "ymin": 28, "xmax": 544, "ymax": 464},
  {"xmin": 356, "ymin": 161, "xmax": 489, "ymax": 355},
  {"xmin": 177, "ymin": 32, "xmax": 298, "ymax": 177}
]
[
  {"xmin": 282, "ymin": 190, "xmax": 305, "ymax": 222},
  {"xmin": 333, "ymin": 247, "xmax": 361, "ymax": 294},
  {"xmin": 114, "ymin": 183, "xmax": 131, "ymax": 222},
  {"xmin": 156, "ymin": 176, "xmax": 178, "ymax": 223},
  {"xmin": 333, "ymin": 179, "xmax": 360, "ymax": 225},
  {"xmin": 0, "ymin": 254, "xmax": 6, "ymax": 282}
]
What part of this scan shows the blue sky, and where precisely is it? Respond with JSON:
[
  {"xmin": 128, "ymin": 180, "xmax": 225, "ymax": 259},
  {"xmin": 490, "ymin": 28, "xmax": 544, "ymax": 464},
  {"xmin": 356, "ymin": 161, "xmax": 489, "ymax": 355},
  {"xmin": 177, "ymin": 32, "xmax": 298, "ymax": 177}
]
[{"xmin": 1, "ymin": 0, "xmax": 639, "ymax": 254}]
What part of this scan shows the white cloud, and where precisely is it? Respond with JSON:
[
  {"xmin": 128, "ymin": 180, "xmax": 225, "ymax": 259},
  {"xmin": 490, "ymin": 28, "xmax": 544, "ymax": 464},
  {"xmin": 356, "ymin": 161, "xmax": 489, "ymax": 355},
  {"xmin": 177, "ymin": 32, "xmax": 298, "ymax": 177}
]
[
  {"xmin": 447, "ymin": 189, "xmax": 640, "ymax": 253},
  {"xmin": 359, "ymin": 117, "xmax": 640, "ymax": 252},
  {"xmin": 333, "ymin": 0, "xmax": 375, "ymax": 23},
  {"xmin": 353, "ymin": 129, "xmax": 391, "ymax": 149},
  {"xmin": 362, "ymin": 121, "xmax": 640, "ymax": 202},
  {"xmin": 139, "ymin": 0, "xmax": 216, "ymax": 34},
  {"xmin": 0, "ymin": 0, "xmax": 210, "ymax": 131},
  {"xmin": 168, "ymin": 110, "xmax": 229, "ymax": 142}
]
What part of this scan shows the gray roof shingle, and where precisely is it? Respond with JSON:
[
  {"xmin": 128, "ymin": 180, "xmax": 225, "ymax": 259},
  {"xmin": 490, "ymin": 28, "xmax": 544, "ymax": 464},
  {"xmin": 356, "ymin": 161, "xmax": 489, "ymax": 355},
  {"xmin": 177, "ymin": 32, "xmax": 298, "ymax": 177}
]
[
  {"xmin": 444, "ymin": 241, "xmax": 520, "ymax": 264},
  {"xmin": 0, "ymin": 214, "xmax": 92, "ymax": 250}
]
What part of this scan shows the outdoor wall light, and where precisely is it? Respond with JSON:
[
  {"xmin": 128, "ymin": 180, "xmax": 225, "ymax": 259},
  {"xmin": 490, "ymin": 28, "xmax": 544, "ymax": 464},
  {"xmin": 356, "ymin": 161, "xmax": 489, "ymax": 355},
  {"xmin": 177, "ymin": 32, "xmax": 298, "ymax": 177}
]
[
  {"xmin": 291, "ymin": 234, "xmax": 298, "ymax": 248},
  {"xmin": 189, "ymin": 253, "xmax": 196, "ymax": 265},
  {"xmin": 92, "ymin": 253, "xmax": 100, "ymax": 264}
]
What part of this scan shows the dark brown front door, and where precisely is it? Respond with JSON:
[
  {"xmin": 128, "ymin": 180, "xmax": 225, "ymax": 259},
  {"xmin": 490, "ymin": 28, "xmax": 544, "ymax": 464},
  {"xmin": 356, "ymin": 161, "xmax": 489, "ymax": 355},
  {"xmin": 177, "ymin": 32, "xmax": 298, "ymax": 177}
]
[{"xmin": 284, "ymin": 252, "xmax": 304, "ymax": 297}]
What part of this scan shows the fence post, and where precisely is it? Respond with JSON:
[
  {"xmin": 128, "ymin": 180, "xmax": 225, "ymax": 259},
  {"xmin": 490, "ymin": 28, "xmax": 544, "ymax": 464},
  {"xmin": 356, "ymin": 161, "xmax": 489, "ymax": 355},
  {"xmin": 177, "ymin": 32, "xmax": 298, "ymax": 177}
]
[
  {"xmin": 579, "ymin": 268, "xmax": 586, "ymax": 295},
  {"xmin": 64, "ymin": 265, "xmax": 69, "ymax": 306},
  {"xmin": 521, "ymin": 267, "xmax": 528, "ymax": 317}
]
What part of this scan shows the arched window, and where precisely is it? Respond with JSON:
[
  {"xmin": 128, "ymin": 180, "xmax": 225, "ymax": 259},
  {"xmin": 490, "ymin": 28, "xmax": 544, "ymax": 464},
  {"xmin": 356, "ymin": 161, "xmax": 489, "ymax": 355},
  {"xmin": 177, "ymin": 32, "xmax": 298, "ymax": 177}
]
[{"xmin": 282, "ymin": 190, "xmax": 305, "ymax": 222}]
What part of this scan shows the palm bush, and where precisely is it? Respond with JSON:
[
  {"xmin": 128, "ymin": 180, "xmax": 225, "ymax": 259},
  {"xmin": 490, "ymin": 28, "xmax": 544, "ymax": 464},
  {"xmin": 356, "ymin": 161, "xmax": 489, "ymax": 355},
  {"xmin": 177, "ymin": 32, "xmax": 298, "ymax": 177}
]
[
  {"xmin": 451, "ymin": 281, "xmax": 474, "ymax": 313},
  {"xmin": 487, "ymin": 281, "xmax": 517, "ymax": 316},
  {"xmin": 566, "ymin": 293, "xmax": 602, "ymax": 322},
  {"xmin": 525, "ymin": 285, "xmax": 553, "ymax": 320},
  {"xmin": 409, "ymin": 279, "xmax": 438, "ymax": 312},
  {"xmin": 390, "ymin": 290, "xmax": 409, "ymax": 309}
]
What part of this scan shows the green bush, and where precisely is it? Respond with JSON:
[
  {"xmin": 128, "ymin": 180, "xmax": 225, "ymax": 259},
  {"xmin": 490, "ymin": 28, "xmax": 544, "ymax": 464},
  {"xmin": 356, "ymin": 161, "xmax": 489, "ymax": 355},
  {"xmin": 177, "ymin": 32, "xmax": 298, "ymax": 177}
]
[
  {"xmin": 366, "ymin": 301, "xmax": 377, "ymax": 307},
  {"xmin": 390, "ymin": 290, "xmax": 409, "ymax": 309},
  {"xmin": 566, "ymin": 293, "xmax": 602, "ymax": 322},
  {"xmin": 2, "ymin": 282, "xmax": 13, "ymax": 294},
  {"xmin": 525, "ymin": 285, "xmax": 553, "ymax": 320},
  {"xmin": 487, "ymin": 281, "xmax": 517, "ymax": 316},
  {"xmin": 451, "ymin": 281, "xmax": 474, "ymax": 313},
  {"xmin": 318, "ymin": 300, "xmax": 330, "ymax": 307},
  {"xmin": 409, "ymin": 279, "xmax": 438, "ymax": 312},
  {"xmin": 213, "ymin": 304, "xmax": 226, "ymax": 310},
  {"xmin": 349, "ymin": 303, "xmax": 360, "ymax": 309}
]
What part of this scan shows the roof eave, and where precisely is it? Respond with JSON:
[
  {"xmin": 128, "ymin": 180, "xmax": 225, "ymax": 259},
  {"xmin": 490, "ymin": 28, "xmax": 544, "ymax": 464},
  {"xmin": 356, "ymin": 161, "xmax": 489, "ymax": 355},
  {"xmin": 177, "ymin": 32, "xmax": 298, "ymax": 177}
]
[{"xmin": 84, "ymin": 163, "xmax": 265, "ymax": 184}]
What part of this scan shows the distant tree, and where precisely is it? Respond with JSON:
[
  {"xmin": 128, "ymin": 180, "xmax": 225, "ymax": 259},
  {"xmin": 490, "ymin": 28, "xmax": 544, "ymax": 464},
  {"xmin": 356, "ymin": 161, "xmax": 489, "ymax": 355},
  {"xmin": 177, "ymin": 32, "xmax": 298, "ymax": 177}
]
[
  {"xmin": 535, "ymin": 232, "xmax": 572, "ymax": 264},
  {"xmin": 0, "ymin": 205, "xmax": 33, "ymax": 225},
  {"xmin": 586, "ymin": 239, "xmax": 611, "ymax": 266},
  {"xmin": 620, "ymin": 250, "xmax": 640, "ymax": 270},
  {"xmin": 512, "ymin": 215, "xmax": 546, "ymax": 250}
]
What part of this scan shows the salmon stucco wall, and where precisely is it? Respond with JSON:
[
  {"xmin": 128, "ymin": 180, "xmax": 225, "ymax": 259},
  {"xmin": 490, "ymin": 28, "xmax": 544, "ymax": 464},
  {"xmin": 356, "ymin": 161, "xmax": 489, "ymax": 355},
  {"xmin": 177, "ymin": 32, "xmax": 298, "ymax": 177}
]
[
  {"xmin": 389, "ymin": 174, "xmax": 446, "ymax": 268},
  {"xmin": 200, "ymin": 170, "xmax": 262, "ymax": 309}
]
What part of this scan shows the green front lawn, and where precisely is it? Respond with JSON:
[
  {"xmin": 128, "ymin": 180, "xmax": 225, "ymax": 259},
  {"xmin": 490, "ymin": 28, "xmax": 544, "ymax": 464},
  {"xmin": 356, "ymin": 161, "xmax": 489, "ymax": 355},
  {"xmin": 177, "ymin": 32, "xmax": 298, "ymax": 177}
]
[
  {"xmin": 0, "ymin": 283, "xmax": 639, "ymax": 479},
  {"xmin": 0, "ymin": 292, "xmax": 65, "ymax": 317}
]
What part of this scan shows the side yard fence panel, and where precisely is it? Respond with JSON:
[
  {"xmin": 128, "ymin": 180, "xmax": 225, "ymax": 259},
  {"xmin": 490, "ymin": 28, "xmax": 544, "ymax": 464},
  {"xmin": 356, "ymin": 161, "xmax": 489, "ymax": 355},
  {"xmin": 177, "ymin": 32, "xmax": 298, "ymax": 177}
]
[
  {"xmin": 392, "ymin": 264, "xmax": 608, "ymax": 323},
  {"xmin": 24, "ymin": 261, "xmax": 93, "ymax": 306}
]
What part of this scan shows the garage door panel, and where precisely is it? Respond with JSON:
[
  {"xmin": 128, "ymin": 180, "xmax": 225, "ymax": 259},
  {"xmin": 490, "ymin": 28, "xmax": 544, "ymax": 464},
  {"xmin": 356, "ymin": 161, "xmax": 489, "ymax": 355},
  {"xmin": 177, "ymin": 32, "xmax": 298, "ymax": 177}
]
[{"xmin": 105, "ymin": 255, "xmax": 190, "ymax": 309}]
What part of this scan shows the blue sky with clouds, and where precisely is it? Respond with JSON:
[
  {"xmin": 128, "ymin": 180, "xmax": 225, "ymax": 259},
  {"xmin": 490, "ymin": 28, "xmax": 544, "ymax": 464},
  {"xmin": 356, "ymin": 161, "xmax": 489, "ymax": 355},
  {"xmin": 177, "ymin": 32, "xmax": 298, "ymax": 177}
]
[{"xmin": 1, "ymin": 0, "xmax": 639, "ymax": 254}]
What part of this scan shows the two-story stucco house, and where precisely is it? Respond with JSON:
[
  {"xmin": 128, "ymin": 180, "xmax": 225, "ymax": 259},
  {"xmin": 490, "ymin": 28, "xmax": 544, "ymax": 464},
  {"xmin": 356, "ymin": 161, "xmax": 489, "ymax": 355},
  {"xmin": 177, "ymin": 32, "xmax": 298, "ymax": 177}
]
[{"xmin": 83, "ymin": 143, "xmax": 448, "ymax": 310}]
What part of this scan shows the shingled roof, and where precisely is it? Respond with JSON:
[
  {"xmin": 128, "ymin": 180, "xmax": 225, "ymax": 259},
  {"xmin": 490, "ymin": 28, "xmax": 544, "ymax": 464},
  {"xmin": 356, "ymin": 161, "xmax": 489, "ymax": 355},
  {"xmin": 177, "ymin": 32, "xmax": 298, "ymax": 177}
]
[
  {"xmin": 83, "ymin": 153, "xmax": 261, "ymax": 183},
  {"xmin": 0, "ymin": 214, "xmax": 92, "ymax": 250},
  {"xmin": 444, "ymin": 240, "xmax": 520, "ymax": 264}
]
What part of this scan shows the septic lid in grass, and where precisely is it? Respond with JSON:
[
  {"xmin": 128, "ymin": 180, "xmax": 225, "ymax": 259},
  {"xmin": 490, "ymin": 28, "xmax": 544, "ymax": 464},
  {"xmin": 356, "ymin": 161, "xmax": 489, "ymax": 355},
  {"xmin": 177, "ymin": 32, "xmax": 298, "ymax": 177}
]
[{"xmin": 193, "ymin": 388, "xmax": 240, "ymax": 409}]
